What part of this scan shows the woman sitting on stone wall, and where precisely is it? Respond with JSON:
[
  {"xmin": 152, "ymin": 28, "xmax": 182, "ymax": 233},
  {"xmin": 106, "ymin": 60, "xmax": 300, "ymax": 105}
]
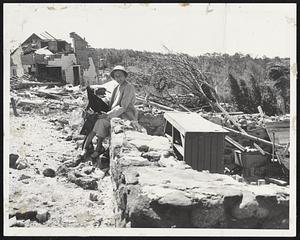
[{"xmin": 78, "ymin": 65, "xmax": 138, "ymax": 160}]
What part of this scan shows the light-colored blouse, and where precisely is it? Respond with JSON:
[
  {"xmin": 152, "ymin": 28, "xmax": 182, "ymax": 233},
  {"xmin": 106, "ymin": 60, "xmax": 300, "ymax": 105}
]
[{"xmin": 107, "ymin": 80, "xmax": 138, "ymax": 121}]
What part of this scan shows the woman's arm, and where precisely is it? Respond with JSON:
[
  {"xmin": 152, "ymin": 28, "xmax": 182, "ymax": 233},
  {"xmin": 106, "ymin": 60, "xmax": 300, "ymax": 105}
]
[{"xmin": 106, "ymin": 84, "xmax": 135, "ymax": 118}]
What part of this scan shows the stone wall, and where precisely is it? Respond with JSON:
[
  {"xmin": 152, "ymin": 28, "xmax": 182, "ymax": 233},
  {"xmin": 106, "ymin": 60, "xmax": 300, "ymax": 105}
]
[{"xmin": 109, "ymin": 118, "xmax": 289, "ymax": 228}]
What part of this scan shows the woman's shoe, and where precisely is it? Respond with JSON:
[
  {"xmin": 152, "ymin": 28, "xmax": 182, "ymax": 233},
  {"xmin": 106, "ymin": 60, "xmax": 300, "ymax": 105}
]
[{"xmin": 91, "ymin": 146, "xmax": 105, "ymax": 159}]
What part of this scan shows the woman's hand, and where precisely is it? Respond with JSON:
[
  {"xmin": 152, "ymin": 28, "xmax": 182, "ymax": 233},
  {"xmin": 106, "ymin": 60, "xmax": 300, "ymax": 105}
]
[{"xmin": 97, "ymin": 112, "xmax": 109, "ymax": 119}]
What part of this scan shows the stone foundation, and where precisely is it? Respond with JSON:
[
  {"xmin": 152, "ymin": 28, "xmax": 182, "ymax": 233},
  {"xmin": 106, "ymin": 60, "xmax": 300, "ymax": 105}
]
[{"xmin": 110, "ymin": 118, "xmax": 289, "ymax": 228}]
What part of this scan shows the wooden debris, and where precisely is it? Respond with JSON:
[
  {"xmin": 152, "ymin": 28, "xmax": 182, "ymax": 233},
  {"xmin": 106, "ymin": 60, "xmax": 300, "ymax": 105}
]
[
  {"xmin": 136, "ymin": 96, "xmax": 177, "ymax": 112},
  {"xmin": 178, "ymin": 103, "xmax": 191, "ymax": 112},
  {"xmin": 253, "ymin": 142, "xmax": 266, "ymax": 155},
  {"xmin": 215, "ymin": 102, "xmax": 247, "ymax": 134},
  {"xmin": 223, "ymin": 126, "xmax": 285, "ymax": 149},
  {"xmin": 225, "ymin": 135, "xmax": 246, "ymax": 152},
  {"xmin": 10, "ymin": 97, "xmax": 19, "ymax": 116}
]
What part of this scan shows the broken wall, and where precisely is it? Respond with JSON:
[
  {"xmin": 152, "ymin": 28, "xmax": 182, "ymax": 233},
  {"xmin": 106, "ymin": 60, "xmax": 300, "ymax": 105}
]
[
  {"xmin": 10, "ymin": 47, "xmax": 24, "ymax": 77},
  {"xmin": 47, "ymin": 54, "xmax": 77, "ymax": 84},
  {"xmin": 69, "ymin": 32, "xmax": 100, "ymax": 85},
  {"xmin": 83, "ymin": 57, "xmax": 98, "ymax": 85},
  {"xmin": 110, "ymin": 118, "xmax": 289, "ymax": 228}
]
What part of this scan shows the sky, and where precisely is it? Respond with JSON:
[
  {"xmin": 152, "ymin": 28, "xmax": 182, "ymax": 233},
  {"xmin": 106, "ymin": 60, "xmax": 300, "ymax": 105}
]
[{"xmin": 4, "ymin": 3, "xmax": 296, "ymax": 58}]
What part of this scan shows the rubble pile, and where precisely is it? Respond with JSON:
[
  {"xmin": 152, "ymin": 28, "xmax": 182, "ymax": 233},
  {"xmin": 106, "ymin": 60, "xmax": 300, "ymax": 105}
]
[
  {"xmin": 202, "ymin": 112, "xmax": 290, "ymax": 132},
  {"xmin": 8, "ymin": 76, "xmax": 290, "ymax": 229}
]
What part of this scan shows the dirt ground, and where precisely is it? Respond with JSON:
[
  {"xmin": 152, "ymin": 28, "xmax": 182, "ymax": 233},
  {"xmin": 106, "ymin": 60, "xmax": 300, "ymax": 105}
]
[{"xmin": 8, "ymin": 112, "xmax": 115, "ymax": 228}]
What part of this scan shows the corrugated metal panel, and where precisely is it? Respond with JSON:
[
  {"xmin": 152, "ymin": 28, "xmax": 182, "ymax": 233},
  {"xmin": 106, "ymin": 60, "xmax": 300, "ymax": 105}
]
[{"xmin": 182, "ymin": 133, "xmax": 225, "ymax": 173}]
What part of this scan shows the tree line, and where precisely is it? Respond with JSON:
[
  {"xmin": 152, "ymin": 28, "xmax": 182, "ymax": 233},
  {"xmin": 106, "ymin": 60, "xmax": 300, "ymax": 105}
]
[{"xmin": 96, "ymin": 48, "xmax": 290, "ymax": 115}]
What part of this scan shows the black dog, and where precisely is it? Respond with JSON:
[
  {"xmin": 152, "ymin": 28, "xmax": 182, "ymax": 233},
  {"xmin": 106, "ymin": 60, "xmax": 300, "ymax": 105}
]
[{"xmin": 79, "ymin": 86, "xmax": 110, "ymax": 150}]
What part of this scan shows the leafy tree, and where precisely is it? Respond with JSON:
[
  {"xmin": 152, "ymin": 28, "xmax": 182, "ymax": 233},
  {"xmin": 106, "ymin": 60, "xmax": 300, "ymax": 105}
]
[
  {"xmin": 268, "ymin": 65, "xmax": 290, "ymax": 114},
  {"xmin": 261, "ymin": 85, "xmax": 279, "ymax": 116},
  {"xmin": 249, "ymin": 75, "xmax": 262, "ymax": 109}
]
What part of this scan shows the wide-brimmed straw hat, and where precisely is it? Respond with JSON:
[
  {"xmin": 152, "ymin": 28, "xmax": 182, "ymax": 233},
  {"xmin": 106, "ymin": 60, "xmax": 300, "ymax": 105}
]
[{"xmin": 110, "ymin": 65, "xmax": 128, "ymax": 79}]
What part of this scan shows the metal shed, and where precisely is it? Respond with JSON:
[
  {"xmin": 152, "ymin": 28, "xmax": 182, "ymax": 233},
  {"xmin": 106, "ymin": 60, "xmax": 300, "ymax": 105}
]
[{"xmin": 164, "ymin": 112, "xmax": 228, "ymax": 173}]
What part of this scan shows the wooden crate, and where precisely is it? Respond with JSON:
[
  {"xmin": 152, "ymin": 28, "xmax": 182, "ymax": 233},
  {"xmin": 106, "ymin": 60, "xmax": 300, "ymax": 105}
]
[{"xmin": 164, "ymin": 112, "xmax": 228, "ymax": 173}]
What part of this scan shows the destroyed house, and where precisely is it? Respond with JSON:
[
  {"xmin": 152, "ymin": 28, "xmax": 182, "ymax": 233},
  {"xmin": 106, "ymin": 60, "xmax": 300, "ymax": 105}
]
[
  {"xmin": 70, "ymin": 32, "xmax": 100, "ymax": 85},
  {"xmin": 10, "ymin": 33, "xmax": 81, "ymax": 85}
]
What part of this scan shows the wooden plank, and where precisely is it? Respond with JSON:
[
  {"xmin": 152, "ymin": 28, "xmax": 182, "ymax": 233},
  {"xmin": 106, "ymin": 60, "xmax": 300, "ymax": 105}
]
[
  {"xmin": 224, "ymin": 127, "xmax": 285, "ymax": 149},
  {"xmin": 214, "ymin": 102, "xmax": 247, "ymax": 134},
  {"xmin": 265, "ymin": 177, "xmax": 288, "ymax": 186},
  {"xmin": 173, "ymin": 143, "xmax": 184, "ymax": 157},
  {"xmin": 180, "ymin": 133, "xmax": 185, "ymax": 149},
  {"xmin": 253, "ymin": 142, "xmax": 265, "ymax": 155},
  {"xmin": 10, "ymin": 97, "xmax": 19, "ymax": 117},
  {"xmin": 211, "ymin": 134, "xmax": 218, "ymax": 172},
  {"xmin": 136, "ymin": 96, "xmax": 177, "ymax": 111},
  {"xmin": 225, "ymin": 135, "xmax": 246, "ymax": 152}
]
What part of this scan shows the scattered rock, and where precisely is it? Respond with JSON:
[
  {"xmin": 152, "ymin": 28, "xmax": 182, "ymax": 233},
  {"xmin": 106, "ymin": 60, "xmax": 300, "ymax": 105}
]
[
  {"xmin": 56, "ymin": 165, "xmax": 69, "ymax": 176},
  {"xmin": 89, "ymin": 192, "xmax": 99, "ymax": 201},
  {"xmin": 9, "ymin": 154, "xmax": 19, "ymax": 169},
  {"xmin": 65, "ymin": 135, "xmax": 73, "ymax": 141},
  {"xmin": 82, "ymin": 166, "xmax": 94, "ymax": 175},
  {"xmin": 141, "ymin": 151, "xmax": 161, "ymax": 162},
  {"xmin": 67, "ymin": 172, "xmax": 98, "ymax": 190},
  {"xmin": 36, "ymin": 209, "xmax": 50, "ymax": 223},
  {"xmin": 9, "ymin": 216, "xmax": 17, "ymax": 227},
  {"xmin": 34, "ymin": 168, "xmax": 40, "ymax": 175},
  {"xmin": 16, "ymin": 161, "xmax": 28, "ymax": 170},
  {"xmin": 75, "ymin": 177, "xmax": 98, "ymax": 190},
  {"xmin": 72, "ymin": 135, "xmax": 85, "ymax": 141},
  {"xmin": 74, "ymin": 170, "xmax": 84, "ymax": 178},
  {"xmin": 137, "ymin": 145, "xmax": 149, "ymax": 152},
  {"xmin": 15, "ymin": 210, "xmax": 37, "ymax": 221},
  {"xmin": 114, "ymin": 125, "xmax": 123, "ymax": 134},
  {"xmin": 43, "ymin": 168, "xmax": 56, "ymax": 178},
  {"xmin": 18, "ymin": 174, "xmax": 31, "ymax": 181},
  {"xmin": 64, "ymin": 158, "xmax": 81, "ymax": 167}
]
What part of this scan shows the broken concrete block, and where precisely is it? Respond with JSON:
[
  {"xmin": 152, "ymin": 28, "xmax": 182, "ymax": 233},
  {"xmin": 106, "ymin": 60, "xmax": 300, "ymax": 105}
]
[
  {"xmin": 9, "ymin": 154, "xmax": 19, "ymax": 169},
  {"xmin": 36, "ymin": 209, "xmax": 50, "ymax": 223},
  {"xmin": 43, "ymin": 168, "xmax": 56, "ymax": 178}
]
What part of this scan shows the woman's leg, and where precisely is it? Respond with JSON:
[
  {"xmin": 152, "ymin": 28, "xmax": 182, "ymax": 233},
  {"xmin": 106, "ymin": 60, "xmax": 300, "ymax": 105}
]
[
  {"xmin": 80, "ymin": 131, "xmax": 96, "ymax": 156},
  {"xmin": 90, "ymin": 118, "xmax": 110, "ymax": 158},
  {"xmin": 95, "ymin": 137, "xmax": 104, "ymax": 152}
]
